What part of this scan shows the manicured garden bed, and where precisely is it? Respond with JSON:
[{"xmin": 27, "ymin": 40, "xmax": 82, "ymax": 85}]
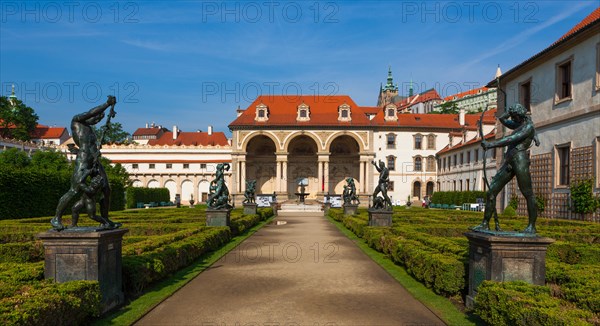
[
  {"xmin": 0, "ymin": 206, "xmax": 273, "ymax": 325},
  {"xmin": 328, "ymin": 207, "xmax": 600, "ymax": 325}
]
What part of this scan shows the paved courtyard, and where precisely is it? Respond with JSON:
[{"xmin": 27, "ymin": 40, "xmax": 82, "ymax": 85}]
[{"xmin": 136, "ymin": 210, "xmax": 445, "ymax": 325}]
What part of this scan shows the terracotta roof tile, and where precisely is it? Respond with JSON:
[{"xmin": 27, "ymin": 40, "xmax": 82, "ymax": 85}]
[
  {"xmin": 444, "ymin": 86, "xmax": 490, "ymax": 101},
  {"xmin": 437, "ymin": 130, "xmax": 496, "ymax": 155},
  {"xmin": 229, "ymin": 95, "xmax": 373, "ymax": 127},
  {"xmin": 133, "ymin": 127, "xmax": 166, "ymax": 136},
  {"xmin": 395, "ymin": 89, "xmax": 442, "ymax": 109},
  {"xmin": 31, "ymin": 126, "xmax": 68, "ymax": 139},
  {"xmin": 148, "ymin": 131, "xmax": 229, "ymax": 146},
  {"xmin": 555, "ymin": 7, "xmax": 600, "ymax": 44},
  {"xmin": 371, "ymin": 108, "xmax": 496, "ymax": 129}
]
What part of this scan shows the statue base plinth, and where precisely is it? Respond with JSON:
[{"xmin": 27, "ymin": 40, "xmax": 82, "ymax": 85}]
[
  {"xmin": 243, "ymin": 203, "xmax": 257, "ymax": 215},
  {"xmin": 270, "ymin": 202, "xmax": 279, "ymax": 216},
  {"xmin": 367, "ymin": 209, "xmax": 392, "ymax": 226},
  {"xmin": 206, "ymin": 208, "xmax": 232, "ymax": 227},
  {"xmin": 36, "ymin": 228, "xmax": 128, "ymax": 313},
  {"xmin": 343, "ymin": 204, "xmax": 359, "ymax": 216},
  {"xmin": 464, "ymin": 231, "xmax": 554, "ymax": 308}
]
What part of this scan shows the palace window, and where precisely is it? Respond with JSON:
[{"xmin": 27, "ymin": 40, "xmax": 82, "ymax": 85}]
[
  {"xmin": 387, "ymin": 155, "xmax": 396, "ymax": 171},
  {"xmin": 453, "ymin": 154, "xmax": 457, "ymax": 167},
  {"xmin": 386, "ymin": 133, "xmax": 396, "ymax": 149},
  {"xmin": 556, "ymin": 144, "xmax": 570, "ymax": 186},
  {"xmin": 443, "ymin": 157, "xmax": 447, "ymax": 170},
  {"xmin": 520, "ymin": 79, "xmax": 532, "ymax": 111},
  {"xmin": 166, "ymin": 163, "xmax": 172, "ymax": 169},
  {"xmin": 384, "ymin": 104, "xmax": 397, "ymax": 121},
  {"xmin": 556, "ymin": 57, "xmax": 573, "ymax": 102},
  {"xmin": 466, "ymin": 179, "xmax": 470, "ymax": 191},
  {"xmin": 414, "ymin": 156, "xmax": 422, "ymax": 171},
  {"xmin": 297, "ymin": 103, "xmax": 311, "ymax": 121},
  {"xmin": 388, "ymin": 181, "xmax": 394, "ymax": 191},
  {"xmin": 460, "ymin": 153, "xmax": 464, "ymax": 165},
  {"xmin": 337, "ymin": 104, "xmax": 351, "ymax": 121},
  {"xmin": 414, "ymin": 134, "xmax": 423, "ymax": 149},
  {"xmin": 200, "ymin": 163, "xmax": 207, "ymax": 169},
  {"xmin": 149, "ymin": 164, "xmax": 155, "ymax": 169},
  {"xmin": 183, "ymin": 163, "xmax": 190, "ymax": 169},
  {"xmin": 474, "ymin": 149, "xmax": 479, "ymax": 163},
  {"xmin": 466, "ymin": 150, "xmax": 471, "ymax": 164},
  {"xmin": 460, "ymin": 180, "xmax": 463, "ymax": 191},
  {"xmin": 132, "ymin": 163, "xmax": 139, "ymax": 169},
  {"xmin": 427, "ymin": 134, "xmax": 436, "ymax": 149},
  {"xmin": 255, "ymin": 104, "xmax": 269, "ymax": 122},
  {"xmin": 426, "ymin": 156, "xmax": 435, "ymax": 172}
]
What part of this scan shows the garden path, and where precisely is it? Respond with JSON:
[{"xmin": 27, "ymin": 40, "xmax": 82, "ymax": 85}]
[{"xmin": 136, "ymin": 211, "xmax": 445, "ymax": 325}]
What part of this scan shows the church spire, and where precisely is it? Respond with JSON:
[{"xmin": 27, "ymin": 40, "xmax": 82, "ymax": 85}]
[
  {"xmin": 383, "ymin": 66, "xmax": 398, "ymax": 92},
  {"xmin": 8, "ymin": 84, "xmax": 17, "ymax": 106},
  {"xmin": 409, "ymin": 77, "xmax": 414, "ymax": 97},
  {"xmin": 495, "ymin": 64, "xmax": 502, "ymax": 78}
]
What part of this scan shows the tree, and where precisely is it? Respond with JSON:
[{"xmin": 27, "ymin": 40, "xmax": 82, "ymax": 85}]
[
  {"xmin": 30, "ymin": 149, "xmax": 70, "ymax": 171},
  {"xmin": 570, "ymin": 178, "xmax": 600, "ymax": 218},
  {"xmin": 0, "ymin": 96, "xmax": 39, "ymax": 141},
  {"xmin": 93, "ymin": 122, "xmax": 131, "ymax": 144},
  {"xmin": 100, "ymin": 157, "xmax": 132, "ymax": 187},
  {"xmin": 0, "ymin": 148, "xmax": 30, "ymax": 169},
  {"xmin": 434, "ymin": 101, "xmax": 460, "ymax": 114}
]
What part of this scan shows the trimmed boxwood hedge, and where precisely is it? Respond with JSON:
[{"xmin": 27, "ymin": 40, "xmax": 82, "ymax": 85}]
[
  {"xmin": 430, "ymin": 191, "xmax": 486, "ymax": 206},
  {"xmin": 0, "ymin": 169, "xmax": 126, "ymax": 219},
  {"xmin": 125, "ymin": 187, "xmax": 170, "ymax": 208}
]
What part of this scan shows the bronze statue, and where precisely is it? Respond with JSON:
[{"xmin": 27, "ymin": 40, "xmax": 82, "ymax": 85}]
[
  {"xmin": 51, "ymin": 96, "xmax": 121, "ymax": 231},
  {"xmin": 472, "ymin": 104, "xmax": 540, "ymax": 234},
  {"xmin": 207, "ymin": 163, "xmax": 232, "ymax": 209},
  {"xmin": 371, "ymin": 160, "xmax": 391, "ymax": 210},
  {"xmin": 342, "ymin": 177, "xmax": 360, "ymax": 205},
  {"xmin": 243, "ymin": 180, "xmax": 256, "ymax": 204}
]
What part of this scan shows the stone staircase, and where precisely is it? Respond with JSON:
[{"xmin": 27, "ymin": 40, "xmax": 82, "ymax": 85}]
[{"xmin": 278, "ymin": 199, "xmax": 323, "ymax": 213}]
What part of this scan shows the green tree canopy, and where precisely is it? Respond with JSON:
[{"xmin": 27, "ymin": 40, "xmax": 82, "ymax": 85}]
[
  {"xmin": 0, "ymin": 96, "xmax": 39, "ymax": 141},
  {"xmin": 0, "ymin": 148, "xmax": 30, "ymax": 169},
  {"xmin": 30, "ymin": 149, "xmax": 70, "ymax": 171},
  {"xmin": 93, "ymin": 122, "xmax": 131, "ymax": 144},
  {"xmin": 433, "ymin": 101, "xmax": 460, "ymax": 114},
  {"xmin": 100, "ymin": 157, "xmax": 132, "ymax": 187}
]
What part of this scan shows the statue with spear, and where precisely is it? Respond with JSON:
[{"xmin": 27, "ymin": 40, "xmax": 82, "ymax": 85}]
[
  {"xmin": 472, "ymin": 79, "xmax": 540, "ymax": 234},
  {"xmin": 51, "ymin": 96, "xmax": 121, "ymax": 231}
]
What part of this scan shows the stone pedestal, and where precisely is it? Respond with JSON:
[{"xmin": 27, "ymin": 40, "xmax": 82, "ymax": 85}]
[
  {"xmin": 465, "ymin": 231, "xmax": 555, "ymax": 308},
  {"xmin": 36, "ymin": 228, "xmax": 128, "ymax": 313},
  {"xmin": 343, "ymin": 204, "xmax": 358, "ymax": 216},
  {"xmin": 206, "ymin": 208, "xmax": 232, "ymax": 226},
  {"xmin": 270, "ymin": 202, "xmax": 278, "ymax": 216},
  {"xmin": 243, "ymin": 203, "xmax": 257, "ymax": 215},
  {"xmin": 367, "ymin": 209, "xmax": 392, "ymax": 226}
]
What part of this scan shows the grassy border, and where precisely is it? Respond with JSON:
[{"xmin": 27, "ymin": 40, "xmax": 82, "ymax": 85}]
[
  {"xmin": 326, "ymin": 214, "xmax": 478, "ymax": 326},
  {"xmin": 93, "ymin": 215, "xmax": 275, "ymax": 326}
]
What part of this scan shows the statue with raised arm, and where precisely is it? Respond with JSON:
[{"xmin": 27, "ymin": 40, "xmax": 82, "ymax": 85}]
[
  {"xmin": 207, "ymin": 163, "xmax": 232, "ymax": 209},
  {"xmin": 371, "ymin": 160, "xmax": 392, "ymax": 210},
  {"xmin": 51, "ymin": 96, "xmax": 121, "ymax": 231},
  {"xmin": 472, "ymin": 103, "xmax": 540, "ymax": 234}
]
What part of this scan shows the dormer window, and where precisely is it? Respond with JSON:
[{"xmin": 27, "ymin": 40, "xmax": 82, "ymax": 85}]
[
  {"xmin": 384, "ymin": 104, "xmax": 398, "ymax": 121},
  {"xmin": 255, "ymin": 104, "xmax": 269, "ymax": 122},
  {"xmin": 337, "ymin": 104, "xmax": 352, "ymax": 122},
  {"xmin": 297, "ymin": 103, "xmax": 310, "ymax": 121}
]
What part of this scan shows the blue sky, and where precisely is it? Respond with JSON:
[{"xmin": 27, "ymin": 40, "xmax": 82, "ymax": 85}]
[{"xmin": 1, "ymin": 1, "xmax": 597, "ymax": 136}]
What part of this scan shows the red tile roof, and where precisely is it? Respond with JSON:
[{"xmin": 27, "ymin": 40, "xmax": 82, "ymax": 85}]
[
  {"xmin": 444, "ymin": 86, "xmax": 490, "ymax": 101},
  {"xmin": 371, "ymin": 108, "xmax": 496, "ymax": 129},
  {"xmin": 229, "ymin": 95, "xmax": 373, "ymax": 127},
  {"xmin": 148, "ymin": 131, "xmax": 229, "ymax": 146},
  {"xmin": 554, "ymin": 7, "xmax": 600, "ymax": 44},
  {"xmin": 395, "ymin": 89, "xmax": 441, "ymax": 110},
  {"xmin": 360, "ymin": 106, "xmax": 382, "ymax": 115},
  {"xmin": 31, "ymin": 126, "xmax": 69, "ymax": 139},
  {"xmin": 437, "ymin": 130, "xmax": 496, "ymax": 155},
  {"xmin": 133, "ymin": 127, "xmax": 166, "ymax": 136}
]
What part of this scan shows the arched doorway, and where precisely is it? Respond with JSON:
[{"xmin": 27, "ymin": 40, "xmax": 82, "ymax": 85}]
[
  {"xmin": 246, "ymin": 135, "xmax": 277, "ymax": 195},
  {"xmin": 287, "ymin": 135, "xmax": 318, "ymax": 199},
  {"xmin": 148, "ymin": 179, "xmax": 159, "ymax": 188},
  {"xmin": 181, "ymin": 180, "xmax": 193, "ymax": 204},
  {"xmin": 426, "ymin": 181, "xmax": 434, "ymax": 198},
  {"xmin": 329, "ymin": 135, "xmax": 360, "ymax": 194},
  {"xmin": 164, "ymin": 180, "xmax": 177, "ymax": 201},
  {"xmin": 198, "ymin": 179, "xmax": 209, "ymax": 203},
  {"xmin": 413, "ymin": 181, "xmax": 422, "ymax": 200}
]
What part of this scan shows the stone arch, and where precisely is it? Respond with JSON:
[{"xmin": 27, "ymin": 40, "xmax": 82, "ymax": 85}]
[
  {"xmin": 329, "ymin": 135, "xmax": 361, "ymax": 194},
  {"xmin": 181, "ymin": 179, "xmax": 194, "ymax": 203},
  {"xmin": 246, "ymin": 135, "xmax": 277, "ymax": 194},
  {"xmin": 412, "ymin": 179, "xmax": 422, "ymax": 200},
  {"xmin": 132, "ymin": 179, "xmax": 142, "ymax": 187},
  {"xmin": 164, "ymin": 179, "xmax": 177, "ymax": 201},
  {"xmin": 287, "ymin": 135, "xmax": 319, "ymax": 198},
  {"xmin": 426, "ymin": 181, "xmax": 435, "ymax": 197},
  {"xmin": 325, "ymin": 132, "xmax": 365, "ymax": 153},
  {"xmin": 241, "ymin": 131, "xmax": 281, "ymax": 152},
  {"xmin": 283, "ymin": 131, "xmax": 324, "ymax": 153},
  {"xmin": 198, "ymin": 179, "xmax": 210, "ymax": 203},
  {"xmin": 147, "ymin": 179, "xmax": 159, "ymax": 188}
]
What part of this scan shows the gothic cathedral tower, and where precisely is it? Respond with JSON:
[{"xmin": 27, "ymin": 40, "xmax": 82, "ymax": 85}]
[{"xmin": 377, "ymin": 66, "xmax": 399, "ymax": 107}]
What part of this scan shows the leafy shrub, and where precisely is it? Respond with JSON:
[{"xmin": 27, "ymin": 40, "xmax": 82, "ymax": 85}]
[
  {"xmin": 125, "ymin": 187, "xmax": 170, "ymax": 209},
  {"xmin": 570, "ymin": 178, "xmax": 600, "ymax": 215},
  {"xmin": 430, "ymin": 191, "xmax": 485, "ymax": 205},
  {"xmin": 502, "ymin": 206, "xmax": 516, "ymax": 217},
  {"xmin": 508, "ymin": 195, "xmax": 519, "ymax": 210}
]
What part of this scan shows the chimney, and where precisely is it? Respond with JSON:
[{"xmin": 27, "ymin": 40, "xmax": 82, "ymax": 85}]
[
  {"xmin": 173, "ymin": 125, "xmax": 178, "ymax": 140},
  {"xmin": 459, "ymin": 109, "xmax": 465, "ymax": 126},
  {"xmin": 208, "ymin": 125, "xmax": 213, "ymax": 135},
  {"xmin": 145, "ymin": 123, "xmax": 149, "ymax": 128}
]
